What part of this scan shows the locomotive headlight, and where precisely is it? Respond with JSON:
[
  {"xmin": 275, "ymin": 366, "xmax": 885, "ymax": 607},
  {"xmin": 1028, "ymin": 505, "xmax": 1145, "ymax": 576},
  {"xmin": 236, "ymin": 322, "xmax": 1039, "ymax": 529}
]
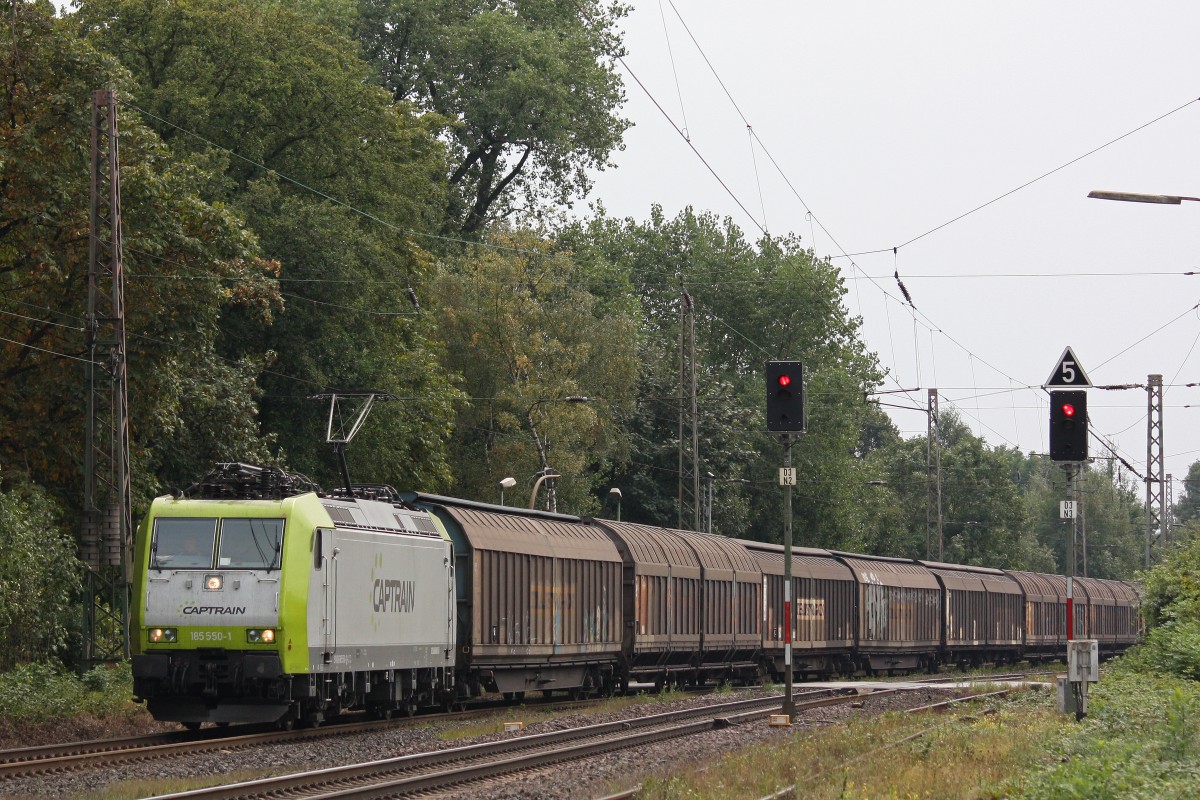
[
  {"xmin": 205, "ymin": 575, "xmax": 223, "ymax": 591},
  {"xmin": 148, "ymin": 627, "xmax": 177, "ymax": 643},
  {"xmin": 247, "ymin": 628, "xmax": 277, "ymax": 644}
]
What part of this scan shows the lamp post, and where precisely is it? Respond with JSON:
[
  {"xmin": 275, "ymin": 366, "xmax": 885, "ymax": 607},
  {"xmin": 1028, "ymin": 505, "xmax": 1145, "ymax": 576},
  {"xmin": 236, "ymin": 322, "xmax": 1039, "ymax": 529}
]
[
  {"xmin": 1088, "ymin": 190, "xmax": 1200, "ymax": 205},
  {"xmin": 702, "ymin": 475, "xmax": 749, "ymax": 534},
  {"xmin": 608, "ymin": 487, "xmax": 622, "ymax": 521},
  {"xmin": 527, "ymin": 395, "xmax": 590, "ymax": 513},
  {"xmin": 498, "ymin": 476, "xmax": 516, "ymax": 506},
  {"xmin": 1087, "ymin": 191, "xmax": 1188, "ymax": 565},
  {"xmin": 703, "ymin": 472, "xmax": 714, "ymax": 533}
]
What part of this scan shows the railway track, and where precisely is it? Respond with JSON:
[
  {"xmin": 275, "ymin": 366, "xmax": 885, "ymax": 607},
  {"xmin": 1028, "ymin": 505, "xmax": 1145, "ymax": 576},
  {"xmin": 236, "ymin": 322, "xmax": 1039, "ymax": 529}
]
[
  {"xmin": 0, "ymin": 692, "xmax": 617, "ymax": 781},
  {"xmin": 135, "ymin": 687, "xmax": 909, "ymax": 800},
  {"xmin": 0, "ymin": 673, "xmax": 1037, "ymax": 797},
  {"xmin": 0, "ymin": 672, "xmax": 1039, "ymax": 784}
]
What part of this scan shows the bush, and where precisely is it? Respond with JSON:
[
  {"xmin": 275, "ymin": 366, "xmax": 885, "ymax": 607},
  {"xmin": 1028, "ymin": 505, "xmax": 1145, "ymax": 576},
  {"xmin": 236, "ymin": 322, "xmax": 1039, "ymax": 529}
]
[
  {"xmin": 0, "ymin": 477, "xmax": 82, "ymax": 669},
  {"xmin": 1014, "ymin": 669, "xmax": 1200, "ymax": 799},
  {"xmin": 1138, "ymin": 529, "xmax": 1200, "ymax": 627},
  {"xmin": 1121, "ymin": 620, "xmax": 1200, "ymax": 681},
  {"xmin": 0, "ymin": 661, "xmax": 136, "ymax": 723}
]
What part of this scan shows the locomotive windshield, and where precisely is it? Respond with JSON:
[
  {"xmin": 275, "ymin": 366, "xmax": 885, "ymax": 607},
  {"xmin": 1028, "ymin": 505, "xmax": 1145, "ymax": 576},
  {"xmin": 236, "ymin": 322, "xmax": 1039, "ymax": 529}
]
[
  {"xmin": 151, "ymin": 517, "xmax": 284, "ymax": 570},
  {"xmin": 151, "ymin": 519, "xmax": 217, "ymax": 569},
  {"xmin": 218, "ymin": 518, "xmax": 284, "ymax": 570}
]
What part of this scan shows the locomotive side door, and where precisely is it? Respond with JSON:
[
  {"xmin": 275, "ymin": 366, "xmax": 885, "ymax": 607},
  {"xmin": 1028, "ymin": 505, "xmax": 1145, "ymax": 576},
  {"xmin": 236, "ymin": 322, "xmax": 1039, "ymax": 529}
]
[{"xmin": 313, "ymin": 527, "xmax": 337, "ymax": 663}]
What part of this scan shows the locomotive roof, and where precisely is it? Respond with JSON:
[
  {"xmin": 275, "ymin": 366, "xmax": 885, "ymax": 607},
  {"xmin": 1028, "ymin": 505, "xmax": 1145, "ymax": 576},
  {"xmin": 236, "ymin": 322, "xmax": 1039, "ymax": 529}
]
[{"xmin": 400, "ymin": 491, "xmax": 584, "ymax": 523}]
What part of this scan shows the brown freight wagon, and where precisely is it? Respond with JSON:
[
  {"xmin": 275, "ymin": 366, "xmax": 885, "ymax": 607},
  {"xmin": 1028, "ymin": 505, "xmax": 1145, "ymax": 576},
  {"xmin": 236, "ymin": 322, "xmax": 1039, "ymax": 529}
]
[
  {"xmin": 919, "ymin": 561, "xmax": 1023, "ymax": 667},
  {"xmin": 739, "ymin": 542, "xmax": 856, "ymax": 678},
  {"xmin": 1073, "ymin": 577, "xmax": 1143, "ymax": 656},
  {"xmin": 596, "ymin": 521, "xmax": 761, "ymax": 688},
  {"xmin": 1003, "ymin": 570, "xmax": 1067, "ymax": 661},
  {"xmin": 833, "ymin": 552, "xmax": 941, "ymax": 674},
  {"xmin": 408, "ymin": 495, "xmax": 624, "ymax": 699}
]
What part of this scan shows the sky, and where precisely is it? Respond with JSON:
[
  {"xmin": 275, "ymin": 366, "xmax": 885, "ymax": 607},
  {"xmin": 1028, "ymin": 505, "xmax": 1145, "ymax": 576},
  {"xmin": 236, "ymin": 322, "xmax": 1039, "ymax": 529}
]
[{"xmin": 586, "ymin": 1, "xmax": 1200, "ymax": 508}]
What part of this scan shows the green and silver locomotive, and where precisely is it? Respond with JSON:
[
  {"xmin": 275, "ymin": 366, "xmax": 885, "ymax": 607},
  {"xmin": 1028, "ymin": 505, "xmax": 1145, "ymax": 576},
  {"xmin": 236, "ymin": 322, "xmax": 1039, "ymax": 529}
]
[{"xmin": 131, "ymin": 464, "xmax": 456, "ymax": 728}]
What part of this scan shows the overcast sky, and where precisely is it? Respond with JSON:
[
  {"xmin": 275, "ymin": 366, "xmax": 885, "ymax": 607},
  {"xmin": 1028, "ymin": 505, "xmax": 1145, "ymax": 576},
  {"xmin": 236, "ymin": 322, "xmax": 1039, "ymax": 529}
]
[{"xmin": 587, "ymin": 1, "xmax": 1200, "ymax": 505}]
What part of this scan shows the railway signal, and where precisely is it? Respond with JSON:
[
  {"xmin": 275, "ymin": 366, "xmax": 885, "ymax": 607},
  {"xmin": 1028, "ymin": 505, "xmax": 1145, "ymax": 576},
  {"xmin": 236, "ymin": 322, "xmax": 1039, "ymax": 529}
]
[
  {"xmin": 1049, "ymin": 390, "xmax": 1088, "ymax": 462},
  {"xmin": 765, "ymin": 361, "xmax": 806, "ymax": 432}
]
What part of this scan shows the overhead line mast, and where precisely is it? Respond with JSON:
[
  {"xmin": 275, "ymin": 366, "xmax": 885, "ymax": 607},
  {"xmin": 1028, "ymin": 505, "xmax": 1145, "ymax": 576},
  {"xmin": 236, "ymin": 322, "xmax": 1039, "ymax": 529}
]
[{"xmin": 81, "ymin": 89, "xmax": 132, "ymax": 669}]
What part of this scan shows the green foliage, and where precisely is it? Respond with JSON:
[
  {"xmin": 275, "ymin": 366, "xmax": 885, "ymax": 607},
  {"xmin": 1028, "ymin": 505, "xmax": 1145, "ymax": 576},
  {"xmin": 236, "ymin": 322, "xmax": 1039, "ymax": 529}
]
[
  {"xmin": 82, "ymin": 0, "xmax": 461, "ymax": 491},
  {"xmin": 0, "ymin": 661, "xmax": 136, "ymax": 722},
  {"xmin": 435, "ymin": 228, "xmax": 638, "ymax": 507},
  {"xmin": 1121, "ymin": 621, "xmax": 1200, "ymax": 681},
  {"xmin": 557, "ymin": 207, "xmax": 887, "ymax": 543},
  {"xmin": 357, "ymin": 0, "xmax": 631, "ymax": 234},
  {"xmin": 1139, "ymin": 529, "xmax": 1200, "ymax": 627},
  {"xmin": 1, "ymin": 1, "xmax": 279, "ymax": 510},
  {"xmin": 1128, "ymin": 528, "xmax": 1200, "ymax": 681},
  {"xmin": 1019, "ymin": 454, "xmax": 1143, "ymax": 579},
  {"xmin": 0, "ymin": 477, "xmax": 81, "ymax": 670},
  {"xmin": 1014, "ymin": 669, "xmax": 1200, "ymax": 800},
  {"xmin": 1174, "ymin": 461, "xmax": 1200, "ymax": 526}
]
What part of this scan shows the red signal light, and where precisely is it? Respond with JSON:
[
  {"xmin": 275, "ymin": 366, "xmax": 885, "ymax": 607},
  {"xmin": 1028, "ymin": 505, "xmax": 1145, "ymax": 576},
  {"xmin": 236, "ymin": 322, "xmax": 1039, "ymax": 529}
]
[
  {"xmin": 777, "ymin": 374, "xmax": 792, "ymax": 388},
  {"xmin": 1062, "ymin": 403, "xmax": 1076, "ymax": 418}
]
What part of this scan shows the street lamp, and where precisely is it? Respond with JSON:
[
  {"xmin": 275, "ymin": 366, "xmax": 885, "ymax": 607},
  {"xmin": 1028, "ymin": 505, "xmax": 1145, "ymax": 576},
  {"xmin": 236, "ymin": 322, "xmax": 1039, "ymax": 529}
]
[
  {"xmin": 498, "ymin": 476, "xmax": 516, "ymax": 506},
  {"xmin": 608, "ymin": 487, "xmax": 622, "ymax": 521},
  {"xmin": 1088, "ymin": 190, "xmax": 1200, "ymax": 205},
  {"xmin": 527, "ymin": 395, "xmax": 591, "ymax": 513},
  {"xmin": 1084, "ymin": 193, "xmax": 1183, "ymax": 566},
  {"xmin": 528, "ymin": 468, "xmax": 560, "ymax": 511}
]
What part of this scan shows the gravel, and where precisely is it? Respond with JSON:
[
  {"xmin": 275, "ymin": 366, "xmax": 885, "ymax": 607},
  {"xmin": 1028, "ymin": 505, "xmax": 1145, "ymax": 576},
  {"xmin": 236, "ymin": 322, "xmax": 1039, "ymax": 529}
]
[{"xmin": 0, "ymin": 685, "xmax": 962, "ymax": 799}]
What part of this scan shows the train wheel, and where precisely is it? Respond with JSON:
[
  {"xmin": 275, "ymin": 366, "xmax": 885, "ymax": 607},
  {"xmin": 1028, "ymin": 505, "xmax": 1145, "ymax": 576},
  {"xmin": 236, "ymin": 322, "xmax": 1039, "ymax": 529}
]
[
  {"xmin": 275, "ymin": 717, "xmax": 295, "ymax": 731},
  {"xmin": 182, "ymin": 721, "xmax": 202, "ymax": 732},
  {"xmin": 402, "ymin": 700, "xmax": 418, "ymax": 717}
]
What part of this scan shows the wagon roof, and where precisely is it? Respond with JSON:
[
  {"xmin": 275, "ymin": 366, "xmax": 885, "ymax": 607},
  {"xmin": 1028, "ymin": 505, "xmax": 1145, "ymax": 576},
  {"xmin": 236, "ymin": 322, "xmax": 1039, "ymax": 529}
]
[
  {"xmin": 736, "ymin": 540, "xmax": 854, "ymax": 581},
  {"xmin": 1003, "ymin": 570, "xmax": 1066, "ymax": 601},
  {"xmin": 833, "ymin": 553, "xmax": 940, "ymax": 589},
  {"xmin": 413, "ymin": 499, "xmax": 621, "ymax": 562},
  {"xmin": 920, "ymin": 561, "xmax": 1021, "ymax": 594},
  {"xmin": 1075, "ymin": 576, "xmax": 1141, "ymax": 605},
  {"xmin": 599, "ymin": 522, "xmax": 759, "ymax": 577}
]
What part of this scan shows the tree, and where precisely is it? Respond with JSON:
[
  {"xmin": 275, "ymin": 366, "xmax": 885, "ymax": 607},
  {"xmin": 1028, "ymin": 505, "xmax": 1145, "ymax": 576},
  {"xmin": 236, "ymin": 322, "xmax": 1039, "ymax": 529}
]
[
  {"xmin": 434, "ymin": 228, "xmax": 639, "ymax": 509},
  {"xmin": 1019, "ymin": 454, "xmax": 1143, "ymax": 579},
  {"xmin": 1, "ymin": 1, "xmax": 280, "ymax": 508},
  {"xmin": 557, "ymin": 207, "xmax": 886, "ymax": 543},
  {"xmin": 80, "ymin": 0, "xmax": 462, "ymax": 490},
  {"xmin": 356, "ymin": 0, "xmax": 630, "ymax": 234},
  {"xmin": 1175, "ymin": 460, "xmax": 1200, "ymax": 526},
  {"xmin": 866, "ymin": 411, "xmax": 1051, "ymax": 568}
]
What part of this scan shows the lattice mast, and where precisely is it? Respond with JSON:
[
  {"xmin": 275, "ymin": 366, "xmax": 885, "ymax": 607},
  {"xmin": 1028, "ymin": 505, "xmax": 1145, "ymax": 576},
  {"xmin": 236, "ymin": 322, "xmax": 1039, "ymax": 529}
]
[
  {"xmin": 1146, "ymin": 374, "xmax": 1164, "ymax": 567},
  {"xmin": 677, "ymin": 281, "xmax": 700, "ymax": 531},
  {"xmin": 81, "ymin": 89, "xmax": 132, "ymax": 667}
]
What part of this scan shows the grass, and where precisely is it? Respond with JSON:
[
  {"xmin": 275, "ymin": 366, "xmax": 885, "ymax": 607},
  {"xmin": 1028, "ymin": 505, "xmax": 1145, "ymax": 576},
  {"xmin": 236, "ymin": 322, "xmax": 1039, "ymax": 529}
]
[
  {"xmin": 632, "ymin": 687, "xmax": 1063, "ymax": 800},
  {"xmin": 624, "ymin": 664, "xmax": 1200, "ymax": 800},
  {"xmin": 7, "ymin": 659, "xmax": 1198, "ymax": 799},
  {"xmin": 0, "ymin": 661, "xmax": 143, "ymax": 725}
]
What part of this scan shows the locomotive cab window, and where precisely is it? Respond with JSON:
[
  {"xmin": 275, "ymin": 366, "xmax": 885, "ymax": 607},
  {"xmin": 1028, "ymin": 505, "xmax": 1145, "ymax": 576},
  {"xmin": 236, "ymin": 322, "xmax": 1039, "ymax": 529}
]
[
  {"xmin": 217, "ymin": 519, "xmax": 285, "ymax": 570},
  {"xmin": 151, "ymin": 519, "xmax": 217, "ymax": 569}
]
